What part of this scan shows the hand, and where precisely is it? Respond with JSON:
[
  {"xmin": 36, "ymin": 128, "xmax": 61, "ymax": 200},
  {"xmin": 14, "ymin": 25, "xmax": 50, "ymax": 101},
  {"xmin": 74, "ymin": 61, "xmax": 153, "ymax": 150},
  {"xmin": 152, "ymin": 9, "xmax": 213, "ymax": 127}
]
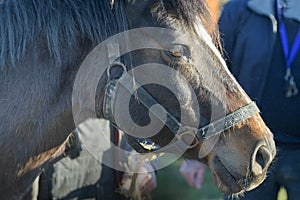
[
  {"xmin": 180, "ymin": 160, "xmax": 206, "ymax": 189},
  {"xmin": 136, "ymin": 163, "xmax": 157, "ymax": 194}
]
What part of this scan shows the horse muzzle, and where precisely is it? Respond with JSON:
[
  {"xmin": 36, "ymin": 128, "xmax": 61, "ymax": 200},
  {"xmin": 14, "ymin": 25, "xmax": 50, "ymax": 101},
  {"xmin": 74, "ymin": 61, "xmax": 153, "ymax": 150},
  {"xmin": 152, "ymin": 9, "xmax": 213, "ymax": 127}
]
[{"xmin": 209, "ymin": 133, "xmax": 276, "ymax": 195}]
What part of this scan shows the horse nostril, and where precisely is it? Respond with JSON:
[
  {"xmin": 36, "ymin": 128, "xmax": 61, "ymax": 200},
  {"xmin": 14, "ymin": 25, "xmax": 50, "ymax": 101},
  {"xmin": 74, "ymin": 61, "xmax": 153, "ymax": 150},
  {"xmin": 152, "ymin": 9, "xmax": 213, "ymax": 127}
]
[
  {"xmin": 251, "ymin": 145, "xmax": 272, "ymax": 176},
  {"xmin": 256, "ymin": 149, "xmax": 265, "ymax": 169}
]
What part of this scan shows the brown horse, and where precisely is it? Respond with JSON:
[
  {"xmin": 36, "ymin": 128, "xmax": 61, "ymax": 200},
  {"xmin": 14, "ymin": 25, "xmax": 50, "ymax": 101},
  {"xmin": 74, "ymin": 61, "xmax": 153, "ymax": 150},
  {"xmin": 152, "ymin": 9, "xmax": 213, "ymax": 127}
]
[{"xmin": 0, "ymin": 0, "xmax": 275, "ymax": 199}]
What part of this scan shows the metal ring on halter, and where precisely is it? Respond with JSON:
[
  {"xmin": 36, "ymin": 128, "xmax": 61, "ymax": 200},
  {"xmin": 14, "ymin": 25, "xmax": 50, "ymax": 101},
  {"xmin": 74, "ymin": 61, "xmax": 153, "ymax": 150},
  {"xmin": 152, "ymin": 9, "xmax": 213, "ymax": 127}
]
[
  {"xmin": 176, "ymin": 127, "xmax": 200, "ymax": 149},
  {"xmin": 106, "ymin": 62, "xmax": 127, "ymax": 79}
]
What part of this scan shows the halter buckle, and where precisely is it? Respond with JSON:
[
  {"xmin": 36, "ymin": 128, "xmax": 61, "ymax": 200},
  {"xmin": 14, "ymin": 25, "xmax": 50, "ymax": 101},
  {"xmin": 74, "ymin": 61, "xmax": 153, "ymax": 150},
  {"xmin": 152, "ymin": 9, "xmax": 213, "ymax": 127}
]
[
  {"xmin": 103, "ymin": 62, "xmax": 127, "ymax": 121},
  {"xmin": 176, "ymin": 126, "xmax": 199, "ymax": 149}
]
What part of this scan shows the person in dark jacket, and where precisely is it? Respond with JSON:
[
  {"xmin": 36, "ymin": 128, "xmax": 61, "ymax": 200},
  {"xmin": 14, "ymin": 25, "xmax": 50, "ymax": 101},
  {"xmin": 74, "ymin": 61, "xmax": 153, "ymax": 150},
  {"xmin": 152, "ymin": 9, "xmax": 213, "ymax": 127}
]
[{"xmin": 218, "ymin": 0, "xmax": 300, "ymax": 199}]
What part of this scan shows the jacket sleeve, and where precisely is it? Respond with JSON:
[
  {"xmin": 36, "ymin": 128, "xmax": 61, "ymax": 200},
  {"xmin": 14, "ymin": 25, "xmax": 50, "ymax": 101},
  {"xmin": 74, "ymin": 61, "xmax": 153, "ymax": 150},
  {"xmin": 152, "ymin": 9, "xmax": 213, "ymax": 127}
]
[{"xmin": 218, "ymin": 0, "xmax": 245, "ymax": 70}]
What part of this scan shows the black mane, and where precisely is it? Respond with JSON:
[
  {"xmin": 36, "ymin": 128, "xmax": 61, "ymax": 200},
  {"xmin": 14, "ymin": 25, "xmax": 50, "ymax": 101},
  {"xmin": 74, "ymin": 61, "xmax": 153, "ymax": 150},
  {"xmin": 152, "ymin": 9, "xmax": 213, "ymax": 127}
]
[
  {"xmin": 155, "ymin": 0, "xmax": 221, "ymax": 49},
  {"xmin": 159, "ymin": 0, "xmax": 211, "ymax": 27},
  {"xmin": 0, "ymin": 0, "xmax": 127, "ymax": 68},
  {"xmin": 0, "ymin": 0, "xmax": 219, "ymax": 68}
]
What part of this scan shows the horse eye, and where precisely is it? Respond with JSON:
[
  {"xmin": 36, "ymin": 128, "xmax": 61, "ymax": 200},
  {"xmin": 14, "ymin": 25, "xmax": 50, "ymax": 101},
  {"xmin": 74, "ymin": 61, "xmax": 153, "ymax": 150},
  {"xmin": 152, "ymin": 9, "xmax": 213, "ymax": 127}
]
[
  {"xmin": 167, "ymin": 45, "xmax": 191, "ymax": 62},
  {"xmin": 171, "ymin": 50, "xmax": 183, "ymax": 58}
]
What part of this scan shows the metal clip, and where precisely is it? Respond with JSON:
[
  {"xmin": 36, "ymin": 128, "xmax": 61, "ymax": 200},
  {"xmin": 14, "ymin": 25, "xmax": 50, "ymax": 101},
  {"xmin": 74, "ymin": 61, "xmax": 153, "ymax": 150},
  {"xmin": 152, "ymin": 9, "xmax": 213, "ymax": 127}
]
[
  {"xmin": 176, "ymin": 126, "xmax": 199, "ymax": 149},
  {"xmin": 285, "ymin": 69, "xmax": 299, "ymax": 98},
  {"xmin": 106, "ymin": 62, "xmax": 127, "ymax": 81}
]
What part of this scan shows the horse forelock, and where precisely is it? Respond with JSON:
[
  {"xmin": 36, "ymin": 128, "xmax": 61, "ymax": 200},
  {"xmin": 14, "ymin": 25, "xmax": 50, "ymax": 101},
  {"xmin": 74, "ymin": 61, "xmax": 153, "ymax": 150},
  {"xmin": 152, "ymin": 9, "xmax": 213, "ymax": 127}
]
[
  {"xmin": 151, "ymin": 0, "xmax": 221, "ymax": 50},
  {"xmin": 0, "ymin": 0, "xmax": 128, "ymax": 69},
  {"xmin": 160, "ymin": 0, "xmax": 210, "ymax": 24}
]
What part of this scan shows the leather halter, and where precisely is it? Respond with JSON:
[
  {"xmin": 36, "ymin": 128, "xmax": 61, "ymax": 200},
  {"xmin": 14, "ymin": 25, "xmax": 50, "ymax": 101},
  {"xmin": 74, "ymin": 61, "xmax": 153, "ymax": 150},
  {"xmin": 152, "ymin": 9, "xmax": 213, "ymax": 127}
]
[{"xmin": 103, "ymin": 62, "xmax": 260, "ymax": 155}]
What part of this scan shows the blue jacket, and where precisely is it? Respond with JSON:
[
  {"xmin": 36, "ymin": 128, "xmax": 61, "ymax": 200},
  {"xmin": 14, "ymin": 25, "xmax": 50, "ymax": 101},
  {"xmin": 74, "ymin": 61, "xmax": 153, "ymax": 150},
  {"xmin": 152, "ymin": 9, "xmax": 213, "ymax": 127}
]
[
  {"xmin": 219, "ymin": 0, "xmax": 300, "ymax": 104},
  {"xmin": 219, "ymin": 0, "xmax": 300, "ymax": 144}
]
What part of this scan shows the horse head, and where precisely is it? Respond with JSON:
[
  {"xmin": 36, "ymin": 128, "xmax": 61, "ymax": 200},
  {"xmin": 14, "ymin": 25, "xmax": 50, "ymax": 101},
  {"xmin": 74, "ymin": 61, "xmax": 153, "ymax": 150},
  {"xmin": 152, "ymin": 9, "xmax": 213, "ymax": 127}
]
[{"xmin": 83, "ymin": 0, "xmax": 275, "ymax": 195}]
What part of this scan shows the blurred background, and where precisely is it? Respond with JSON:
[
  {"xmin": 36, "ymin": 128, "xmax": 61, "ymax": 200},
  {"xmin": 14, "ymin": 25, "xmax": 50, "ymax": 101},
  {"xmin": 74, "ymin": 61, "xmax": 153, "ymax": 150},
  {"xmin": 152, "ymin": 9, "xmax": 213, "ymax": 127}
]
[
  {"xmin": 152, "ymin": 158, "xmax": 287, "ymax": 200},
  {"xmin": 152, "ymin": 159, "xmax": 223, "ymax": 200}
]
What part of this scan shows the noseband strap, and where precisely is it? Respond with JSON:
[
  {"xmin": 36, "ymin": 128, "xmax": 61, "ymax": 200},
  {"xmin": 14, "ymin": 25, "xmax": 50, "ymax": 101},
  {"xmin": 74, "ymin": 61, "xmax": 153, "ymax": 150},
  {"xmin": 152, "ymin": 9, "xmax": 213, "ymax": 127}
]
[
  {"xmin": 103, "ymin": 63, "xmax": 260, "ymax": 154},
  {"xmin": 196, "ymin": 101, "xmax": 259, "ymax": 139}
]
